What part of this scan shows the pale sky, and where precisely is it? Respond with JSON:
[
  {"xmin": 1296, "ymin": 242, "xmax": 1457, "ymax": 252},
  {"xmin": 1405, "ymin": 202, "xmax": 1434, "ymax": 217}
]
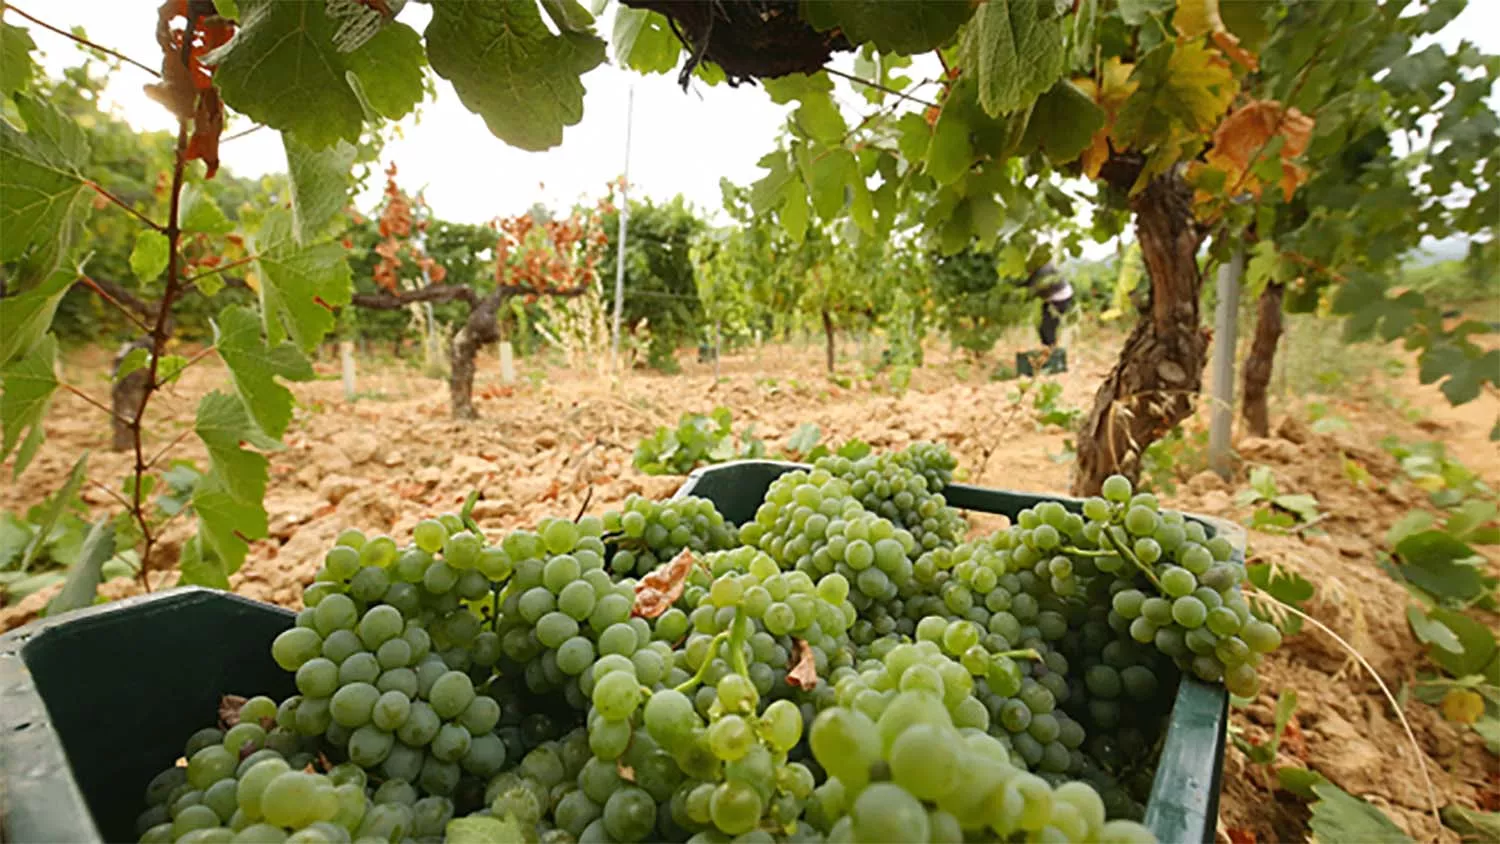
[{"xmin": 25, "ymin": 1, "xmax": 1500, "ymax": 233}]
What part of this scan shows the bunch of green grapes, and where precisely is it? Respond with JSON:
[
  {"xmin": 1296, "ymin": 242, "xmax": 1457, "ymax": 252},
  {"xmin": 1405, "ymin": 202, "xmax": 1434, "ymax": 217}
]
[
  {"xmin": 804, "ymin": 688, "xmax": 1154, "ymax": 842},
  {"xmin": 1081, "ymin": 476, "xmax": 1277, "ymax": 698},
  {"xmin": 270, "ymin": 524, "xmax": 507, "ymax": 797},
  {"xmin": 135, "ymin": 698, "xmax": 389, "ymax": 843},
  {"xmin": 814, "ymin": 445, "xmax": 967, "ymax": 551},
  {"xmin": 601, "ymin": 495, "xmax": 739, "ymax": 577}
]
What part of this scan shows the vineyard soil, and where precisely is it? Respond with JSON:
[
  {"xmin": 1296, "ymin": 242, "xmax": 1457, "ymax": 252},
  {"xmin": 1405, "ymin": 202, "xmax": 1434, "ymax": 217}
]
[{"xmin": 3, "ymin": 334, "xmax": 1496, "ymax": 842}]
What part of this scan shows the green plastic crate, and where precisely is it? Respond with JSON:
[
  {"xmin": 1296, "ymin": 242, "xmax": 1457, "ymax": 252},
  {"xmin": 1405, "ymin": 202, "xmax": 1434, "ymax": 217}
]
[
  {"xmin": 674, "ymin": 460, "xmax": 1231, "ymax": 844},
  {"xmin": 0, "ymin": 588, "xmax": 297, "ymax": 843}
]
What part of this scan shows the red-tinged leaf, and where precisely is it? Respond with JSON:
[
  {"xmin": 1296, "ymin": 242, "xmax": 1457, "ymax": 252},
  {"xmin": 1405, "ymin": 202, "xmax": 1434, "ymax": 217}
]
[
  {"xmin": 632, "ymin": 549, "xmax": 697, "ymax": 619},
  {"xmin": 1282, "ymin": 717, "xmax": 1308, "ymax": 759},
  {"xmin": 218, "ymin": 693, "xmax": 247, "ymax": 729},
  {"xmin": 186, "ymin": 87, "xmax": 224, "ymax": 178},
  {"xmin": 1226, "ymin": 827, "xmax": 1256, "ymax": 844},
  {"xmin": 788, "ymin": 638, "xmax": 818, "ymax": 689}
]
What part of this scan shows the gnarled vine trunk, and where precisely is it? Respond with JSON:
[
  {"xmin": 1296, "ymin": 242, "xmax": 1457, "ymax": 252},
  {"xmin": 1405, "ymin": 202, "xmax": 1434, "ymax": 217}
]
[
  {"xmin": 1240, "ymin": 281, "xmax": 1284, "ymax": 438},
  {"xmin": 1072, "ymin": 171, "xmax": 1209, "ymax": 496},
  {"xmin": 449, "ymin": 292, "xmax": 504, "ymax": 420},
  {"xmin": 821, "ymin": 309, "xmax": 835, "ymax": 374}
]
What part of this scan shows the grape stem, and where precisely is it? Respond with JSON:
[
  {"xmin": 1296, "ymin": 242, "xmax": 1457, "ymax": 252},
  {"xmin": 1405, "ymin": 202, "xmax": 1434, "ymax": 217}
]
[
  {"xmin": 993, "ymin": 648, "xmax": 1043, "ymax": 662},
  {"xmin": 1059, "ymin": 546, "xmax": 1115, "ymax": 558},
  {"xmin": 727, "ymin": 608, "xmax": 751, "ymax": 678},
  {"xmin": 1104, "ymin": 527, "xmax": 1165, "ymax": 591},
  {"xmin": 673, "ymin": 631, "xmax": 730, "ymax": 693}
]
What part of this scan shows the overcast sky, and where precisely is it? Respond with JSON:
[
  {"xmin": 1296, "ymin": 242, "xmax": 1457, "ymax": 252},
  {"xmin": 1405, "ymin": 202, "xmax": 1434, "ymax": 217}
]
[{"xmin": 26, "ymin": 1, "xmax": 1500, "ymax": 234}]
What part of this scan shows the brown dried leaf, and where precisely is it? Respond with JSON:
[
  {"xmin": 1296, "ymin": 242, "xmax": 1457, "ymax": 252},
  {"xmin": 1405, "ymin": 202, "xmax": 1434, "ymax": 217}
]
[
  {"xmin": 632, "ymin": 549, "xmax": 697, "ymax": 619},
  {"xmin": 616, "ymin": 762, "xmax": 636, "ymax": 782},
  {"xmin": 218, "ymin": 694, "xmax": 247, "ymax": 730},
  {"xmin": 1204, "ymin": 100, "xmax": 1315, "ymax": 202},
  {"xmin": 787, "ymin": 638, "xmax": 818, "ymax": 690}
]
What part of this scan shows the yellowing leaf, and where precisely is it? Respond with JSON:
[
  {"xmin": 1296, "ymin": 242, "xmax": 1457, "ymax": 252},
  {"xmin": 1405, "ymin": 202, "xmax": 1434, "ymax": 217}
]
[
  {"xmin": 1114, "ymin": 39, "xmax": 1238, "ymax": 189},
  {"xmin": 1174, "ymin": 0, "xmax": 1223, "ymax": 38},
  {"xmin": 1440, "ymin": 688, "xmax": 1484, "ymax": 724},
  {"xmin": 1075, "ymin": 58, "xmax": 1137, "ymax": 178},
  {"xmin": 1197, "ymin": 100, "xmax": 1315, "ymax": 209}
]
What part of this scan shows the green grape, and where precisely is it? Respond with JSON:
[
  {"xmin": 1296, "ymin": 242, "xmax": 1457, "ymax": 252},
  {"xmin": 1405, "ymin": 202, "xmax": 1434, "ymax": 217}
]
[
  {"xmin": 335, "ymin": 529, "xmax": 367, "ymax": 550},
  {"xmin": 1124, "ymin": 506, "xmax": 1158, "ymax": 536},
  {"xmin": 429, "ymin": 671, "xmax": 477, "ymax": 720},
  {"xmin": 223, "ymin": 722, "xmax": 265, "ymax": 757},
  {"xmin": 852, "ymin": 782, "xmax": 929, "ymax": 842},
  {"xmin": 330, "ymin": 682, "xmax": 379, "ymax": 728},
  {"xmin": 1225, "ymin": 663, "xmax": 1259, "ymax": 697},
  {"xmin": 413, "ymin": 520, "xmax": 447, "ymax": 553},
  {"xmin": 325, "ymin": 546, "xmax": 361, "ymax": 580},
  {"xmin": 371, "ymin": 691, "xmax": 410, "ymax": 731},
  {"xmin": 537, "ymin": 612, "xmax": 580, "ymax": 649},
  {"xmin": 1180, "ymin": 544, "xmax": 1213, "ymax": 574},
  {"xmin": 260, "ymin": 772, "xmax": 338, "ymax": 829},
  {"xmin": 185, "ymin": 745, "xmax": 235, "ymax": 791},
  {"xmin": 558, "ymin": 581, "xmax": 597, "ymax": 620},
  {"xmin": 338, "ymin": 653, "xmax": 380, "ymax": 686},
  {"xmin": 593, "ymin": 671, "xmax": 642, "ymax": 720},
  {"xmin": 558, "ymin": 636, "xmax": 597, "ymax": 675},
  {"xmin": 1171, "ymin": 596, "xmax": 1208, "ymax": 628},
  {"xmin": 543, "ymin": 520, "xmax": 581, "ymax": 555},
  {"xmin": 431, "ymin": 723, "xmax": 472, "ymax": 762},
  {"xmin": 709, "ymin": 781, "xmax": 762, "ymax": 836},
  {"xmin": 442, "ymin": 531, "xmax": 482, "ymax": 570},
  {"xmin": 1242, "ymin": 619, "xmax": 1282, "ymax": 653},
  {"xmin": 1101, "ymin": 475, "xmax": 1133, "ymax": 503},
  {"xmin": 171, "ymin": 805, "xmax": 222, "ymax": 839},
  {"xmin": 348, "ymin": 725, "xmax": 395, "ymax": 767},
  {"xmin": 602, "ymin": 786, "xmax": 657, "ymax": 842},
  {"xmin": 1160, "ymin": 567, "xmax": 1196, "ymax": 598},
  {"xmin": 888, "ymin": 723, "xmax": 959, "ymax": 800},
  {"xmin": 1083, "ymin": 497, "xmax": 1111, "ymax": 521},
  {"xmin": 271, "ymin": 628, "xmax": 324, "ymax": 672},
  {"xmin": 707, "ymin": 715, "xmax": 754, "ymax": 761},
  {"xmin": 810, "ymin": 708, "xmax": 879, "ymax": 789},
  {"xmin": 361, "ymin": 536, "xmax": 399, "ymax": 568},
  {"xmin": 357, "ymin": 605, "xmax": 403, "ymax": 650}
]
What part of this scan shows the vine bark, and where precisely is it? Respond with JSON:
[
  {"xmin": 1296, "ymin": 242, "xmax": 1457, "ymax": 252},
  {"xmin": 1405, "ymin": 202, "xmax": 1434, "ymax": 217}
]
[
  {"xmin": 1241, "ymin": 281, "xmax": 1284, "ymax": 438},
  {"xmin": 1072, "ymin": 169, "xmax": 1209, "ymax": 496}
]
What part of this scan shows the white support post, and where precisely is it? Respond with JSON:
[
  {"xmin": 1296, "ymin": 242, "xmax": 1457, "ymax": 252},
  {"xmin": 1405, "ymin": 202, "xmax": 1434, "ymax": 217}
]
[
  {"xmin": 1209, "ymin": 245, "xmax": 1245, "ymax": 479},
  {"xmin": 610, "ymin": 86, "xmax": 634, "ymax": 373}
]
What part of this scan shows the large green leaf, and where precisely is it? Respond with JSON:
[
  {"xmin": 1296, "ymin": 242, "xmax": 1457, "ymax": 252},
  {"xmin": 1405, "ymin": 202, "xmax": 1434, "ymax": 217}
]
[
  {"xmin": 283, "ymin": 134, "xmax": 355, "ymax": 245},
  {"xmin": 1425, "ymin": 606, "xmax": 1499, "ymax": 681},
  {"xmin": 19, "ymin": 454, "xmax": 87, "ymax": 572},
  {"xmin": 927, "ymin": 89, "xmax": 975, "ymax": 186},
  {"xmin": 1020, "ymin": 80, "xmax": 1104, "ymax": 163},
  {"xmin": 0, "ymin": 333, "xmax": 59, "ymax": 477},
  {"xmin": 191, "ymin": 391, "xmax": 277, "ymax": 577},
  {"xmin": 958, "ymin": 0, "xmax": 1067, "ymax": 117},
  {"xmin": 1442, "ymin": 804, "xmax": 1500, "ymax": 842},
  {"xmin": 425, "ymin": 0, "xmax": 605, "ymax": 151},
  {"xmin": 214, "ymin": 305, "xmax": 315, "ymax": 441},
  {"xmin": 0, "ymin": 98, "xmax": 91, "ymax": 280},
  {"xmin": 44, "ymin": 519, "xmax": 114, "ymax": 617},
  {"xmin": 612, "ymin": 9, "xmax": 679, "ymax": 74},
  {"xmin": 1395, "ymin": 530, "xmax": 1489, "ymax": 602},
  {"xmin": 251, "ymin": 208, "xmax": 354, "ymax": 352},
  {"xmin": 1308, "ymin": 782, "xmax": 1413, "ymax": 843},
  {"xmin": 1116, "ymin": 39, "xmax": 1237, "ymax": 150},
  {"xmin": 802, "ymin": 0, "xmax": 975, "ymax": 55},
  {"xmin": 0, "ymin": 20, "xmax": 38, "ymax": 96},
  {"xmin": 130, "ymin": 231, "xmax": 171, "ymax": 283},
  {"xmin": 212, "ymin": 0, "xmax": 424, "ymax": 148},
  {"xmin": 0, "ymin": 270, "xmax": 73, "ymax": 367},
  {"xmin": 343, "ymin": 21, "xmax": 427, "ymax": 121},
  {"xmin": 178, "ymin": 184, "xmax": 234, "ymax": 235}
]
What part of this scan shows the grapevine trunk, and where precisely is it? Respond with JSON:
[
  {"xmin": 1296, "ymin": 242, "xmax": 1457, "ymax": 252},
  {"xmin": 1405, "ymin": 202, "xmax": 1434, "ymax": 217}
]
[
  {"xmin": 449, "ymin": 292, "xmax": 503, "ymax": 420},
  {"xmin": 1241, "ymin": 282, "xmax": 1284, "ymax": 438},
  {"xmin": 822, "ymin": 309, "xmax": 835, "ymax": 374},
  {"xmin": 110, "ymin": 338, "xmax": 150, "ymax": 452},
  {"xmin": 1073, "ymin": 172, "xmax": 1208, "ymax": 496}
]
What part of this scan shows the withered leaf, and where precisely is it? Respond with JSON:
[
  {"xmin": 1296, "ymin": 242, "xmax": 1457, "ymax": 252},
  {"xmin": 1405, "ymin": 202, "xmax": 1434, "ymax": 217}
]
[
  {"xmin": 632, "ymin": 549, "xmax": 697, "ymax": 619},
  {"xmin": 787, "ymin": 638, "xmax": 819, "ymax": 690}
]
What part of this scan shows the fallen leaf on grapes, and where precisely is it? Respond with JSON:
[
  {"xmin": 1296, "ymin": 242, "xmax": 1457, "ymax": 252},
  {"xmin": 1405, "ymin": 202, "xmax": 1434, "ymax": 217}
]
[
  {"xmin": 1440, "ymin": 688, "xmax": 1484, "ymax": 724},
  {"xmin": 616, "ymin": 762, "xmax": 636, "ymax": 782},
  {"xmin": 787, "ymin": 639, "xmax": 818, "ymax": 689},
  {"xmin": 632, "ymin": 549, "xmax": 697, "ymax": 618},
  {"xmin": 218, "ymin": 694, "xmax": 247, "ymax": 729}
]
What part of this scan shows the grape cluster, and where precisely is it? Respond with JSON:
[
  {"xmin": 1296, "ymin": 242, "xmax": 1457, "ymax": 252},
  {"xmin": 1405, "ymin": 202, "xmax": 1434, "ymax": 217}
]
[
  {"xmin": 134, "ymin": 444, "xmax": 1287, "ymax": 843},
  {"xmin": 601, "ymin": 495, "xmax": 739, "ymax": 577},
  {"xmin": 805, "ymin": 684, "xmax": 1154, "ymax": 842},
  {"xmin": 814, "ymin": 446, "xmax": 967, "ymax": 551}
]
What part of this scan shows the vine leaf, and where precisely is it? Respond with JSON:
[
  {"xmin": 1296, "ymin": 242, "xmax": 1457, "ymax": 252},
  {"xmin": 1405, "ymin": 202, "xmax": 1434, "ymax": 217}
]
[
  {"xmin": 44, "ymin": 519, "xmax": 114, "ymax": 617},
  {"xmin": 179, "ymin": 184, "xmax": 234, "ymax": 234},
  {"xmin": 190, "ymin": 390, "xmax": 279, "ymax": 580},
  {"xmin": 632, "ymin": 549, "xmax": 697, "ymax": 618},
  {"xmin": 1393, "ymin": 530, "xmax": 1489, "ymax": 603},
  {"xmin": 1020, "ymin": 80, "xmax": 1105, "ymax": 165},
  {"xmin": 802, "ymin": 0, "xmax": 975, "ymax": 56},
  {"xmin": 424, "ymin": 0, "xmax": 605, "ymax": 152},
  {"xmin": 284, "ymin": 134, "xmax": 356, "ymax": 245},
  {"xmin": 1117, "ymin": 0, "xmax": 1175, "ymax": 26},
  {"xmin": 1197, "ymin": 100, "xmax": 1314, "ymax": 202},
  {"xmin": 0, "ymin": 98, "xmax": 92, "ymax": 285},
  {"xmin": 18, "ymin": 454, "xmax": 87, "ymax": 571},
  {"xmin": 0, "ymin": 269, "xmax": 74, "ymax": 367},
  {"xmin": 131, "ymin": 231, "xmax": 171, "ymax": 283},
  {"xmin": 1307, "ymin": 782, "xmax": 1413, "ymax": 843},
  {"xmin": 1074, "ymin": 58, "xmax": 1138, "ymax": 178},
  {"xmin": 787, "ymin": 639, "xmax": 818, "ymax": 689},
  {"xmin": 0, "ymin": 334, "xmax": 59, "ymax": 477},
  {"xmin": 0, "ymin": 20, "xmax": 38, "ymax": 95},
  {"xmin": 612, "ymin": 9, "xmax": 680, "ymax": 74},
  {"xmin": 214, "ymin": 304, "xmax": 315, "ymax": 441},
  {"xmin": 250, "ymin": 208, "xmax": 354, "ymax": 352},
  {"xmin": 958, "ymin": 0, "xmax": 1067, "ymax": 117},
  {"xmin": 1115, "ymin": 39, "xmax": 1237, "ymax": 187},
  {"xmin": 211, "ymin": 0, "xmax": 424, "ymax": 148}
]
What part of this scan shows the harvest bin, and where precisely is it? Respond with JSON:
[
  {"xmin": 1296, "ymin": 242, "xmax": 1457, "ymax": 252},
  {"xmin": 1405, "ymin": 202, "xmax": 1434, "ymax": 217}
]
[
  {"xmin": 0, "ymin": 465, "xmax": 1231, "ymax": 844},
  {"xmin": 0, "ymin": 589, "xmax": 297, "ymax": 843},
  {"xmin": 675, "ymin": 460, "xmax": 1232, "ymax": 844}
]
